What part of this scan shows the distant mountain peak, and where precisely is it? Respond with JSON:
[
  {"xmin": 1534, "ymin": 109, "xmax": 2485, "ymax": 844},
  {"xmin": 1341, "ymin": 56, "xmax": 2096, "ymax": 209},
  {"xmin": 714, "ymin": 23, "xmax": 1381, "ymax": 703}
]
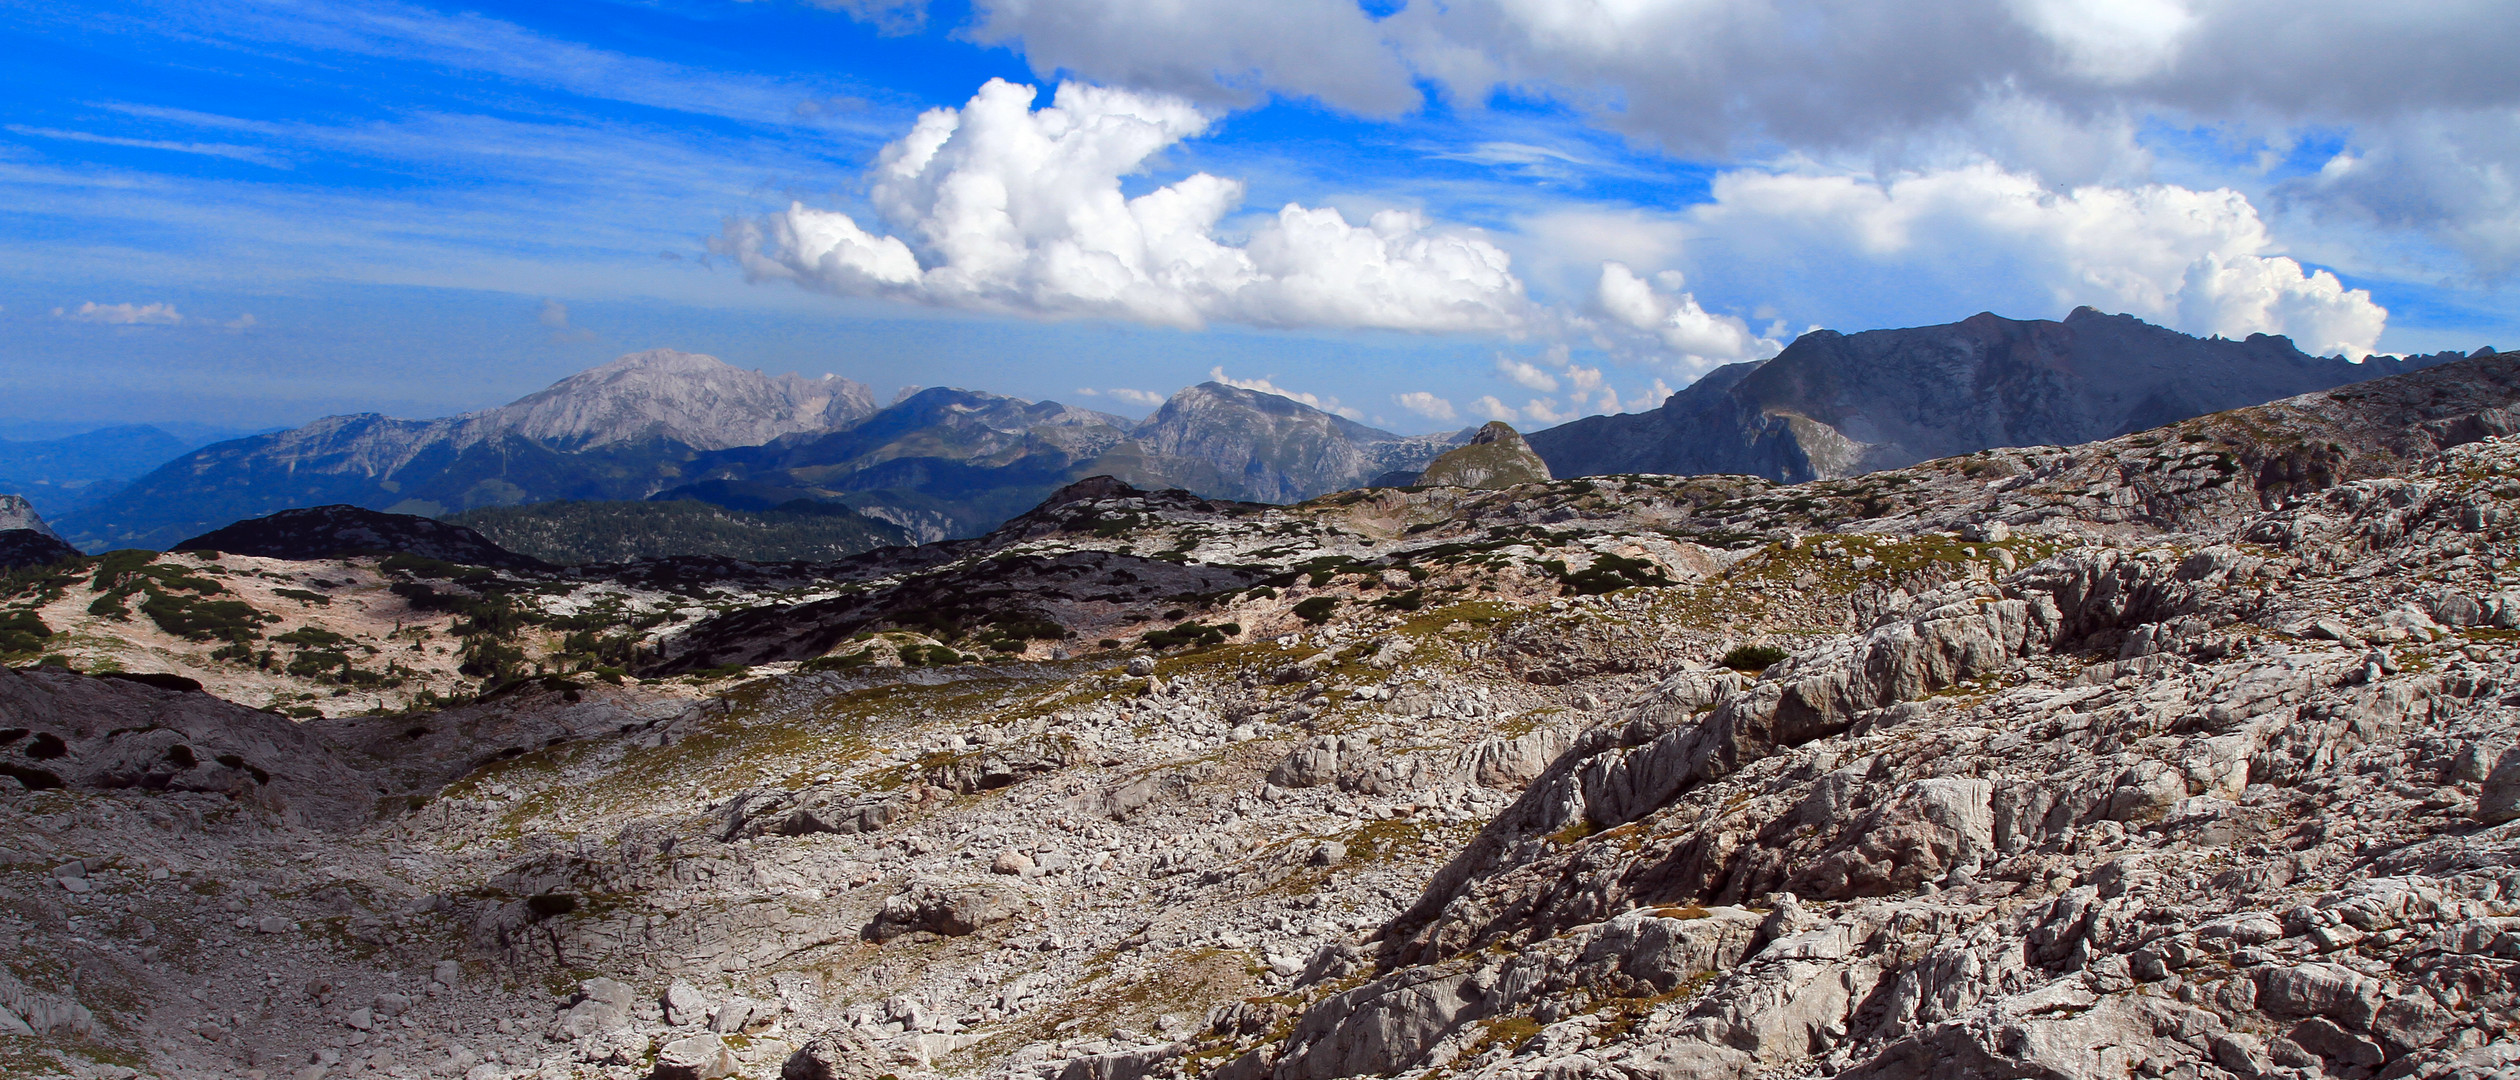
[
  {"xmin": 0, "ymin": 494, "xmax": 58, "ymax": 539},
  {"xmin": 485, "ymin": 348, "xmax": 876, "ymax": 451},
  {"xmin": 1529, "ymin": 308, "xmax": 2473, "ymax": 483}
]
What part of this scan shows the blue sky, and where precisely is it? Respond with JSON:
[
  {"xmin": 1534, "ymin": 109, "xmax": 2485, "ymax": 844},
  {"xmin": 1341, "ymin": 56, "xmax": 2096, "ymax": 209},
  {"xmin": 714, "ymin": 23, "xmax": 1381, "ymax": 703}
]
[{"xmin": 5, "ymin": 0, "xmax": 2517, "ymax": 436}]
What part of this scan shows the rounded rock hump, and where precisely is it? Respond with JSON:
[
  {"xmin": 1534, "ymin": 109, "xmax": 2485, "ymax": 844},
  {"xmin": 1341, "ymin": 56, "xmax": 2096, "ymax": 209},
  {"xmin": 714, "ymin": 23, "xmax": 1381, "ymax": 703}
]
[
  {"xmin": 173, "ymin": 505, "xmax": 548, "ymax": 570},
  {"xmin": 1412, "ymin": 421, "xmax": 1553, "ymax": 489}
]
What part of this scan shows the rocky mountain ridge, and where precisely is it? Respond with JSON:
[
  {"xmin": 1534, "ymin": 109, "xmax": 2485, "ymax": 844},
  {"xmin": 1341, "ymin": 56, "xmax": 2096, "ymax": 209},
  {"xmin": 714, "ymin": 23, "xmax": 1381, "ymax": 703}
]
[
  {"xmin": 56, "ymin": 351, "xmax": 880, "ymax": 552},
  {"xmin": 1529, "ymin": 307, "xmax": 2477, "ymax": 483},
  {"xmin": 3, "ymin": 352, "xmax": 2519, "ymax": 1080}
]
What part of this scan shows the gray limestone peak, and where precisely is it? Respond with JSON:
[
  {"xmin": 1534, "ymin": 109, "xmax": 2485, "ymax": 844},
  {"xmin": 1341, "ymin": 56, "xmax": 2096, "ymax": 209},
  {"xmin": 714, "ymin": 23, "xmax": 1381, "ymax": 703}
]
[
  {"xmin": 1530, "ymin": 307, "xmax": 2474, "ymax": 483},
  {"xmin": 1414, "ymin": 421, "xmax": 1551, "ymax": 489},
  {"xmin": 483, "ymin": 348, "xmax": 877, "ymax": 451},
  {"xmin": 1127, "ymin": 382, "xmax": 1463, "ymax": 503},
  {"xmin": 0, "ymin": 494, "xmax": 57, "ymax": 538}
]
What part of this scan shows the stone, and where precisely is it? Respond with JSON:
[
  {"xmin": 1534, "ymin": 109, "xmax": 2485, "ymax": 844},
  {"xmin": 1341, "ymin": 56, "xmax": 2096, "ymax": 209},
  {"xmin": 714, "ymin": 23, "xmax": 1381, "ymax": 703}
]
[
  {"xmin": 433, "ymin": 961, "xmax": 462, "ymax": 988},
  {"xmin": 662, "ymin": 981, "xmax": 709, "ymax": 1027},
  {"xmin": 2256, "ymin": 963, "xmax": 2384, "ymax": 1029},
  {"xmin": 781, "ymin": 1028, "xmax": 886, "ymax": 1080},
  {"xmin": 653, "ymin": 1032, "xmax": 737, "ymax": 1080},
  {"xmin": 867, "ymin": 883, "xmax": 1027, "ymax": 941},
  {"xmin": 1310, "ymin": 842, "xmax": 1347, "ymax": 867},
  {"xmin": 1125, "ymin": 657, "xmax": 1156, "ymax": 677},
  {"xmin": 709, "ymin": 996, "xmax": 761, "ymax": 1034},
  {"xmin": 2478, "ymin": 749, "xmax": 2520, "ymax": 824},
  {"xmin": 2287, "ymin": 1016, "xmax": 2385, "ymax": 1068},
  {"xmin": 553, "ymin": 979, "xmax": 637, "ymax": 1040},
  {"xmin": 991, "ymin": 850, "xmax": 1034, "ymax": 876}
]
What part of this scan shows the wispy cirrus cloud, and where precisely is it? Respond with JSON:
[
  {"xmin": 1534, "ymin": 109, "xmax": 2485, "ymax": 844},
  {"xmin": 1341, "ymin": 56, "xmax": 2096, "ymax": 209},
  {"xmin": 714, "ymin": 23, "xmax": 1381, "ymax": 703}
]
[{"xmin": 6, "ymin": 125, "xmax": 290, "ymax": 169}]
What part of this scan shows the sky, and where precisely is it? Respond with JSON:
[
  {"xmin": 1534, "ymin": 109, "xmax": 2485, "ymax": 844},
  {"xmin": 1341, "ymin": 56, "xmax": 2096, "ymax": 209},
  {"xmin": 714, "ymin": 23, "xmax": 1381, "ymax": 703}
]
[{"xmin": 4, "ymin": 0, "xmax": 2518, "ymax": 437}]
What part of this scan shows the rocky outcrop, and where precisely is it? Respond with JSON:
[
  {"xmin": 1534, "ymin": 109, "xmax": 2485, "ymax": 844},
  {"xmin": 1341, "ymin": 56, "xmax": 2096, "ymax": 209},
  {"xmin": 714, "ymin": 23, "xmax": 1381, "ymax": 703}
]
[
  {"xmin": 0, "ymin": 493, "xmax": 56, "ymax": 537},
  {"xmin": 0, "ymin": 527, "xmax": 79, "ymax": 569},
  {"xmin": 0, "ymin": 666, "xmax": 373, "ymax": 823},
  {"xmin": 1415, "ymin": 422, "xmax": 1550, "ymax": 490},
  {"xmin": 0, "ymin": 495, "xmax": 75, "ymax": 567}
]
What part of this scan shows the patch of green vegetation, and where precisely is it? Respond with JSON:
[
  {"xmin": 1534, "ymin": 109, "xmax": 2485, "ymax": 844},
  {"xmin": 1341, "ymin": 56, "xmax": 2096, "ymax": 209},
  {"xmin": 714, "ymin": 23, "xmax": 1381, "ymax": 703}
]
[
  {"xmin": 1719, "ymin": 645, "xmax": 1787, "ymax": 672},
  {"xmin": 1540, "ymin": 552, "xmax": 1675, "ymax": 596},
  {"xmin": 271, "ymin": 587, "xmax": 332, "ymax": 605},
  {"xmin": 1142, "ymin": 620, "xmax": 1240, "ymax": 650},
  {"xmin": 137, "ymin": 590, "xmax": 274, "ymax": 642},
  {"xmin": 1293, "ymin": 596, "xmax": 1341, "ymax": 624},
  {"xmin": 446, "ymin": 499, "xmax": 910, "ymax": 564},
  {"xmin": 800, "ymin": 649, "xmax": 877, "ymax": 672},
  {"xmin": 0, "ymin": 610, "xmax": 51, "ymax": 656},
  {"xmin": 1372, "ymin": 589, "xmax": 1425, "ymax": 612},
  {"xmin": 272, "ymin": 625, "xmax": 352, "ymax": 649},
  {"xmin": 1464, "ymin": 1014, "xmax": 1546, "ymax": 1060}
]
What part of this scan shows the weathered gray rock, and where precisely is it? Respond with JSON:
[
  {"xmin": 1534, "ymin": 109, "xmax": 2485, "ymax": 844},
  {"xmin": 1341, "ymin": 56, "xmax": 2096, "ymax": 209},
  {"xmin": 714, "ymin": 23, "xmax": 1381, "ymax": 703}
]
[
  {"xmin": 653, "ymin": 1031, "xmax": 737, "ymax": 1080},
  {"xmin": 867, "ymin": 883, "xmax": 1027, "ymax": 941},
  {"xmin": 781, "ymin": 1028, "xmax": 887, "ymax": 1080},
  {"xmin": 662, "ymin": 980, "xmax": 708, "ymax": 1027}
]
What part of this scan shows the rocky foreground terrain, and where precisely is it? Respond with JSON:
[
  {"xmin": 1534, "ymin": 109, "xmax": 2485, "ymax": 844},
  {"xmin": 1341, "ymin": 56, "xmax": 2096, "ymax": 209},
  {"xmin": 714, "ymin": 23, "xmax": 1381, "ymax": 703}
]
[{"xmin": 5, "ymin": 354, "xmax": 2520, "ymax": 1080}]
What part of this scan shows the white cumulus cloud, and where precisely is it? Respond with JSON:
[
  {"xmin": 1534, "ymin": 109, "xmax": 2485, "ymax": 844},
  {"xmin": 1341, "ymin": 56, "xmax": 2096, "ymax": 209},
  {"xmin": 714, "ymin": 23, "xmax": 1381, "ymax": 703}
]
[
  {"xmin": 1593, "ymin": 262, "xmax": 1784, "ymax": 367},
  {"xmin": 1393, "ymin": 391, "xmax": 1457, "ymax": 421},
  {"xmin": 727, "ymin": 79, "xmax": 1529, "ymax": 335},
  {"xmin": 1691, "ymin": 164, "xmax": 2387, "ymax": 356},
  {"xmin": 56, "ymin": 301, "xmax": 182, "ymax": 326},
  {"xmin": 1493, "ymin": 355, "xmax": 1557, "ymax": 392},
  {"xmin": 909, "ymin": 0, "xmax": 2520, "ymax": 290}
]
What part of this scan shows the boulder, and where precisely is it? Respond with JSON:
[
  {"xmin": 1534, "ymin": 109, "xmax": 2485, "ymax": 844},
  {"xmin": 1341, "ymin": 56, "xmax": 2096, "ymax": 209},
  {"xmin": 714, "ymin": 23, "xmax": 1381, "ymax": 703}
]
[
  {"xmin": 653, "ymin": 1032, "xmax": 737, "ymax": 1080},
  {"xmin": 662, "ymin": 980, "xmax": 709, "ymax": 1027},
  {"xmin": 782, "ymin": 1028, "xmax": 887, "ymax": 1080}
]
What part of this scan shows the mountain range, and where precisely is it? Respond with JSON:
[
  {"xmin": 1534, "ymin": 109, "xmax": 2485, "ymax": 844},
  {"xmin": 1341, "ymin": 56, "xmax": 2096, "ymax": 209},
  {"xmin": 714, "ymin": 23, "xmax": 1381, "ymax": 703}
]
[
  {"xmin": 41, "ymin": 309, "xmax": 2483, "ymax": 552},
  {"xmin": 59, "ymin": 350, "xmax": 883, "ymax": 551},
  {"xmin": 0, "ymin": 423, "xmax": 263, "ymax": 518},
  {"xmin": 57, "ymin": 355, "xmax": 1468, "ymax": 549},
  {"xmin": 1528, "ymin": 306, "xmax": 2476, "ymax": 481}
]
